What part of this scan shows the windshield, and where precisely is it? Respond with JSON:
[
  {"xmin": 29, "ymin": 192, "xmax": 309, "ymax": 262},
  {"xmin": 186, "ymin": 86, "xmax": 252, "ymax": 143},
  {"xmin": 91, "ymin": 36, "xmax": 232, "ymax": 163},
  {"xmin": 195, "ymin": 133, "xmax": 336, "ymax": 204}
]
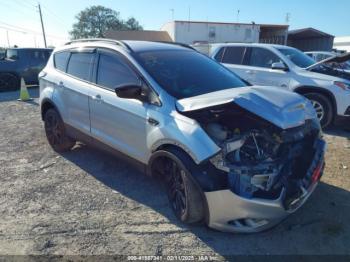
[
  {"xmin": 278, "ymin": 48, "xmax": 315, "ymax": 68},
  {"xmin": 134, "ymin": 49, "xmax": 246, "ymax": 99}
]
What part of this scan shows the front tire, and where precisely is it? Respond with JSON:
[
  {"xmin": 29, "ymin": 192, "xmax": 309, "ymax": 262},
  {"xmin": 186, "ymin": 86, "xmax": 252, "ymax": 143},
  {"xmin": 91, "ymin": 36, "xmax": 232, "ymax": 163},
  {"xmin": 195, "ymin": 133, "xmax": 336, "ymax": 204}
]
[
  {"xmin": 44, "ymin": 108, "xmax": 75, "ymax": 152},
  {"xmin": 304, "ymin": 93, "xmax": 333, "ymax": 128},
  {"xmin": 155, "ymin": 150, "xmax": 205, "ymax": 224}
]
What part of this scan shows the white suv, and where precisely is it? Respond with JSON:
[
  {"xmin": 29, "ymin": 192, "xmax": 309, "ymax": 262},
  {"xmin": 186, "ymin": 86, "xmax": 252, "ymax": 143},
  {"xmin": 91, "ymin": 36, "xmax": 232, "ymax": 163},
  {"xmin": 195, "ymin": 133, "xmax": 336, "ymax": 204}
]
[{"xmin": 211, "ymin": 43, "xmax": 350, "ymax": 128}]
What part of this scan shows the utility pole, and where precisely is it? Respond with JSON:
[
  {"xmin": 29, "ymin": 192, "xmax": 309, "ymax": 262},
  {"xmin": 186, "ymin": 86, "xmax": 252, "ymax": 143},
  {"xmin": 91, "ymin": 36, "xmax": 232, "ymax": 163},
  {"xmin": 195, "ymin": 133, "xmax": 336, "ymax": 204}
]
[
  {"xmin": 170, "ymin": 8, "xmax": 174, "ymax": 21},
  {"xmin": 38, "ymin": 3, "xmax": 47, "ymax": 48},
  {"xmin": 285, "ymin": 12, "xmax": 291, "ymax": 24},
  {"xmin": 6, "ymin": 30, "xmax": 10, "ymax": 47},
  {"xmin": 188, "ymin": 6, "xmax": 191, "ymax": 31}
]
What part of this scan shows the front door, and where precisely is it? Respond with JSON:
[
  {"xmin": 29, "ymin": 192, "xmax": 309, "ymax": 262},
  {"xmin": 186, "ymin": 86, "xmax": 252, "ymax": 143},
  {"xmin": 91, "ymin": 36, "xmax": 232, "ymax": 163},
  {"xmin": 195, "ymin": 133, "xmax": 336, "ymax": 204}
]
[
  {"xmin": 246, "ymin": 47, "xmax": 291, "ymax": 89},
  {"xmin": 89, "ymin": 49, "xmax": 149, "ymax": 162}
]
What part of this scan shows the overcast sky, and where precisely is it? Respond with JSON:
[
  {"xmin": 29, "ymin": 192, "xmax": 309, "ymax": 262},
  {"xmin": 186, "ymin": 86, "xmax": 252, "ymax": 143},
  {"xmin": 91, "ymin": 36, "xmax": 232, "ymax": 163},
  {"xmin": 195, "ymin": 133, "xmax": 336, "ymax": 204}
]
[{"xmin": 1, "ymin": 0, "xmax": 349, "ymax": 48}]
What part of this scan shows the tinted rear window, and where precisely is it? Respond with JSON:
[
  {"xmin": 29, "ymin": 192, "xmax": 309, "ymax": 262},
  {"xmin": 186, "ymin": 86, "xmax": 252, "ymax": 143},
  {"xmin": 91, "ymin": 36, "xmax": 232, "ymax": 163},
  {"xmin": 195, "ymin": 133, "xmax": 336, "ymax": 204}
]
[
  {"xmin": 67, "ymin": 52, "xmax": 94, "ymax": 81},
  {"xmin": 214, "ymin": 47, "xmax": 225, "ymax": 62},
  {"xmin": 54, "ymin": 51, "xmax": 70, "ymax": 72},
  {"xmin": 30, "ymin": 50, "xmax": 51, "ymax": 61},
  {"xmin": 222, "ymin": 47, "xmax": 246, "ymax": 65}
]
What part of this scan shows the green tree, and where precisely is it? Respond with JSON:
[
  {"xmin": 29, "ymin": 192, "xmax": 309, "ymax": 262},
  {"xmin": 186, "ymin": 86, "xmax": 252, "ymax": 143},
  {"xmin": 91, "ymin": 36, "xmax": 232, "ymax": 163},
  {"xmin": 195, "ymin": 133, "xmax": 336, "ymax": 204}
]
[
  {"xmin": 70, "ymin": 5, "xmax": 143, "ymax": 39},
  {"xmin": 124, "ymin": 17, "xmax": 143, "ymax": 31}
]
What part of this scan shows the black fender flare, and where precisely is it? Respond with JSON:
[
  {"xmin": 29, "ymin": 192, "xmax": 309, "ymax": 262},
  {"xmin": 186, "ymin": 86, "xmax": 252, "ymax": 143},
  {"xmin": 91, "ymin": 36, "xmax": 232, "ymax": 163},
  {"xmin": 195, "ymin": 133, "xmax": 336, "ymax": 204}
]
[
  {"xmin": 148, "ymin": 145, "xmax": 228, "ymax": 192},
  {"xmin": 40, "ymin": 98, "xmax": 61, "ymax": 120}
]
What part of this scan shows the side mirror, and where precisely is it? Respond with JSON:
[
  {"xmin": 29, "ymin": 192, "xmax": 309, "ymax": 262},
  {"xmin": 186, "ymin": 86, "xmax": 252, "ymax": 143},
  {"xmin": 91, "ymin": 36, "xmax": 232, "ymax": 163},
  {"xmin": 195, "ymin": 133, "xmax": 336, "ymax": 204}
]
[
  {"xmin": 115, "ymin": 84, "xmax": 148, "ymax": 102},
  {"xmin": 271, "ymin": 62, "xmax": 288, "ymax": 71}
]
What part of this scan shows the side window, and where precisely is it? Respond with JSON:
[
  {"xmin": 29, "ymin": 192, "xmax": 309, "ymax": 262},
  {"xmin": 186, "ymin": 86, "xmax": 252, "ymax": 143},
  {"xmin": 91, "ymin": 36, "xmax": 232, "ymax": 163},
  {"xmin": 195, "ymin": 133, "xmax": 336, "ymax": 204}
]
[
  {"xmin": 249, "ymin": 48, "xmax": 282, "ymax": 68},
  {"xmin": 54, "ymin": 51, "xmax": 70, "ymax": 72},
  {"xmin": 97, "ymin": 53, "xmax": 139, "ymax": 89},
  {"xmin": 67, "ymin": 52, "xmax": 94, "ymax": 81},
  {"xmin": 214, "ymin": 47, "xmax": 225, "ymax": 62},
  {"xmin": 222, "ymin": 47, "xmax": 246, "ymax": 65},
  {"xmin": 30, "ymin": 50, "xmax": 50, "ymax": 63},
  {"xmin": 6, "ymin": 49, "xmax": 19, "ymax": 60}
]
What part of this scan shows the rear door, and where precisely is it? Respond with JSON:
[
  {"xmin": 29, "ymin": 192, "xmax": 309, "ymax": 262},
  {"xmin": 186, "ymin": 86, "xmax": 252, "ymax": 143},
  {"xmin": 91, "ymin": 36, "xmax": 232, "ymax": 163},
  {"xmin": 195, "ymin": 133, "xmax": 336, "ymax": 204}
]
[
  {"xmin": 245, "ymin": 47, "xmax": 291, "ymax": 89},
  {"xmin": 89, "ymin": 49, "xmax": 150, "ymax": 162},
  {"xmin": 26, "ymin": 49, "xmax": 52, "ymax": 84},
  {"xmin": 56, "ymin": 49, "xmax": 95, "ymax": 134},
  {"xmin": 218, "ymin": 46, "xmax": 255, "ymax": 83}
]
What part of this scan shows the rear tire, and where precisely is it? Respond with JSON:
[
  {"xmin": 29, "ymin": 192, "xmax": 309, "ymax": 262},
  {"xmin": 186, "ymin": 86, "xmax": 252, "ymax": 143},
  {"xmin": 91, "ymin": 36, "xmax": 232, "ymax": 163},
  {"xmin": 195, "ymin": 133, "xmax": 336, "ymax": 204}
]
[
  {"xmin": 155, "ymin": 150, "xmax": 205, "ymax": 224},
  {"xmin": 44, "ymin": 108, "xmax": 75, "ymax": 152},
  {"xmin": 0, "ymin": 73, "xmax": 20, "ymax": 92},
  {"xmin": 304, "ymin": 93, "xmax": 333, "ymax": 129}
]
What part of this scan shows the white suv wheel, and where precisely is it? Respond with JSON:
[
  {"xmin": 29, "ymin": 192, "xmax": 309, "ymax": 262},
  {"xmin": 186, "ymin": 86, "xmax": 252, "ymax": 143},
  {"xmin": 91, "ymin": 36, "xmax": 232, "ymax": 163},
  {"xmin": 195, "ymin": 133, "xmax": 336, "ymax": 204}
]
[{"xmin": 311, "ymin": 100, "xmax": 325, "ymax": 121}]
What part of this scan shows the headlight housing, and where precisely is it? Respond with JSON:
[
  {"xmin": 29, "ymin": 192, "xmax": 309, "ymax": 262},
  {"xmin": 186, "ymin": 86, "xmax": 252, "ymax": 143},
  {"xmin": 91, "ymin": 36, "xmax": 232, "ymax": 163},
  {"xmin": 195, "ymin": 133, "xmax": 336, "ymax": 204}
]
[{"xmin": 334, "ymin": 81, "xmax": 350, "ymax": 91}]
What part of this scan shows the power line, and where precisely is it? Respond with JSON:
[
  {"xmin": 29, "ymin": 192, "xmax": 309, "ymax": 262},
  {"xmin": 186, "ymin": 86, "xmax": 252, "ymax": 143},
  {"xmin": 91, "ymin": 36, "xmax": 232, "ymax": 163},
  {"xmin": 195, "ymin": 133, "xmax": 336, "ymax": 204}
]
[
  {"xmin": 0, "ymin": 23, "xmax": 67, "ymax": 40},
  {"xmin": 0, "ymin": 1, "xmax": 38, "ymax": 20},
  {"xmin": 41, "ymin": 4, "xmax": 71, "ymax": 28}
]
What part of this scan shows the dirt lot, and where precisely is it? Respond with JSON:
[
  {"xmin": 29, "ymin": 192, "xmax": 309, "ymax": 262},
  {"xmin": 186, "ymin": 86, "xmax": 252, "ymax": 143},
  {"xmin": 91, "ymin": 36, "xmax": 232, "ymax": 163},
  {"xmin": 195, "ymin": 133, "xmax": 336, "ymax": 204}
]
[{"xmin": 0, "ymin": 88, "xmax": 350, "ymax": 258}]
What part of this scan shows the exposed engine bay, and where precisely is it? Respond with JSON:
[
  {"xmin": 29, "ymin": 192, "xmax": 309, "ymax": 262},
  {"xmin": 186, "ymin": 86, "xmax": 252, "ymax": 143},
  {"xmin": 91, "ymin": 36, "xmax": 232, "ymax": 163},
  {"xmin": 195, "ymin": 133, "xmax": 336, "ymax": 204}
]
[
  {"xmin": 181, "ymin": 102, "xmax": 326, "ymax": 209},
  {"xmin": 311, "ymin": 64, "xmax": 350, "ymax": 81}
]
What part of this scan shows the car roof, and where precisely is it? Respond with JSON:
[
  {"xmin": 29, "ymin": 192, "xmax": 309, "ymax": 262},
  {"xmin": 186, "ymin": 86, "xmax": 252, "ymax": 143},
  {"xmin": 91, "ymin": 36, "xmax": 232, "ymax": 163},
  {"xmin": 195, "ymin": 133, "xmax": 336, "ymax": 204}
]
[
  {"xmin": 7, "ymin": 48, "xmax": 53, "ymax": 51},
  {"xmin": 60, "ymin": 39, "xmax": 194, "ymax": 54},
  {"xmin": 123, "ymin": 41, "xmax": 193, "ymax": 52},
  {"xmin": 305, "ymin": 51, "xmax": 334, "ymax": 55},
  {"xmin": 211, "ymin": 42, "xmax": 290, "ymax": 49}
]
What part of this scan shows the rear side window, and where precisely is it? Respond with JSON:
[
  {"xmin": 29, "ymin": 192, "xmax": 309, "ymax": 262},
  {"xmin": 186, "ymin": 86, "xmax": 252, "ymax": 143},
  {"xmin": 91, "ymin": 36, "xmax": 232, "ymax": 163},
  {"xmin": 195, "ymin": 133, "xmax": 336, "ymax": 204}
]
[
  {"xmin": 67, "ymin": 52, "xmax": 94, "ymax": 81},
  {"xmin": 6, "ymin": 49, "xmax": 19, "ymax": 60},
  {"xmin": 54, "ymin": 51, "xmax": 70, "ymax": 72},
  {"xmin": 31, "ymin": 50, "xmax": 50, "ymax": 61},
  {"xmin": 214, "ymin": 47, "xmax": 225, "ymax": 62},
  {"xmin": 248, "ymin": 48, "xmax": 282, "ymax": 68},
  {"xmin": 97, "ymin": 53, "xmax": 139, "ymax": 89},
  {"xmin": 222, "ymin": 47, "xmax": 246, "ymax": 65}
]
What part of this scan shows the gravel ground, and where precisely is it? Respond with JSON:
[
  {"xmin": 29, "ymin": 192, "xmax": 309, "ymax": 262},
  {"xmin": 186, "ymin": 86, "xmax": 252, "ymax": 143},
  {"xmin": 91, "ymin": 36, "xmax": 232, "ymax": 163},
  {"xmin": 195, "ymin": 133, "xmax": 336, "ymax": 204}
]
[{"xmin": 0, "ymin": 88, "xmax": 349, "ymax": 258}]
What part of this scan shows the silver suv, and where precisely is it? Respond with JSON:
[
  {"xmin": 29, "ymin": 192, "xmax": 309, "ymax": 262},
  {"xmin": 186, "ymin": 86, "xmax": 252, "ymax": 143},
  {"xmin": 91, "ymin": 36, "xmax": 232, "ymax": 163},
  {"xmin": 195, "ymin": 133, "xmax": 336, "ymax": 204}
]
[{"xmin": 39, "ymin": 39, "xmax": 326, "ymax": 233}]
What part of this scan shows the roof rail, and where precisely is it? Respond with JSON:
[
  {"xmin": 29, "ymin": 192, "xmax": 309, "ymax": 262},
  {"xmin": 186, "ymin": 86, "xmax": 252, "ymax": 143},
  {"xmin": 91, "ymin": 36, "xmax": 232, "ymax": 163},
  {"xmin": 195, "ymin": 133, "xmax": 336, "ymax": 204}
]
[
  {"xmin": 155, "ymin": 41, "xmax": 196, "ymax": 51},
  {"xmin": 64, "ymin": 38, "xmax": 133, "ymax": 52}
]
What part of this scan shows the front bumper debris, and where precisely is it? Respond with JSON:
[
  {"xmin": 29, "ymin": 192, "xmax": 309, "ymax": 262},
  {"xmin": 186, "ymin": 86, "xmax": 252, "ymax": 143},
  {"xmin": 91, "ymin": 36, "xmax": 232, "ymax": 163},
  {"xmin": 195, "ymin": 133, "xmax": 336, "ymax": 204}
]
[{"xmin": 204, "ymin": 138, "xmax": 326, "ymax": 233}]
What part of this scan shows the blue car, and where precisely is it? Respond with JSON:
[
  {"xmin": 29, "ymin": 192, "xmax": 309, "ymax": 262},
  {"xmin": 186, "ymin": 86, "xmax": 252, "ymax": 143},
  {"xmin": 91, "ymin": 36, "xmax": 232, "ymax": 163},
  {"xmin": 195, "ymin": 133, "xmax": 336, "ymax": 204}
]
[{"xmin": 0, "ymin": 48, "xmax": 52, "ymax": 92}]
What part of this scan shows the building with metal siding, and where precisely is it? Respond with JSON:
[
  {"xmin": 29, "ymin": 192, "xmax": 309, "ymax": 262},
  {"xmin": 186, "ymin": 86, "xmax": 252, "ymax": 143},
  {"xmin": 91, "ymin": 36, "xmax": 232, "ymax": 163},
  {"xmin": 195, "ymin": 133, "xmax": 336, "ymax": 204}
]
[
  {"xmin": 160, "ymin": 21, "xmax": 289, "ymax": 45},
  {"xmin": 287, "ymin": 28, "xmax": 334, "ymax": 52}
]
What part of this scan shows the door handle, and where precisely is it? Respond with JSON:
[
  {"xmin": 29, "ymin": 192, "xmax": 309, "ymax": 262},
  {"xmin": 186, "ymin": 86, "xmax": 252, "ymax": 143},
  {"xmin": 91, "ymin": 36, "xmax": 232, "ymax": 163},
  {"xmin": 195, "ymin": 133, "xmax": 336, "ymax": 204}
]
[
  {"xmin": 91, "ymin": 94, "xmax": 103, "ymax": 102},
  {"xmin": 58, "ymin": 81, "xmax": 65, "ymax": 88},
  {"xmin": 245, "ymin": 70, "xmax": 255, "ymax": 75},
  {"xmin": 147, "ymin": 117, "xmax": 159, "ymax": 126}
]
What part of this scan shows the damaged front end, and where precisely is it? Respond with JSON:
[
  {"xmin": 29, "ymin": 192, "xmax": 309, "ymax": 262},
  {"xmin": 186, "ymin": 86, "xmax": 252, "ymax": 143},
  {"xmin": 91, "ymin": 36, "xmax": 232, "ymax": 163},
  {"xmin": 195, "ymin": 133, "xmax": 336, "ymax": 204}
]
[
  {"xmin": 178, "ymin": 92, "xmax": 326, "ymax": 232},
  {"xmin": 207, "ymin": 118, "xmax": 325, "ymax": 211}
]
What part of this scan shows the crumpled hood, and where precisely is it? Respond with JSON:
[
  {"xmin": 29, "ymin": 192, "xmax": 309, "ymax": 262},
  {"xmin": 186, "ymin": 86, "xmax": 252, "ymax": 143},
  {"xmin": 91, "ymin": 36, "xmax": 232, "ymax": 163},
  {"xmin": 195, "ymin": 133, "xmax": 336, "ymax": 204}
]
[
  {"xmin": 176, "ymin": 86, "xmax": 317, "ymax": 129},
  {"xmin": 306, "ymin": 52, "xmax": 350, "ymax": 71}
]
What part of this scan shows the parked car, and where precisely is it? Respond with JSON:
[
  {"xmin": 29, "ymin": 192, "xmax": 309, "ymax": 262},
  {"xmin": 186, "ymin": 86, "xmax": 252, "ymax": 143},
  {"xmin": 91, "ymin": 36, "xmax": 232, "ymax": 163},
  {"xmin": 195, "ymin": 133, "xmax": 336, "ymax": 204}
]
[
  {"xmin": 39, "ymin": 39, "xmax": 326, "ymax": 233},
  {"xmin": 305, "ymin": 51, "xmax": 350, "ymax": 74},
  {"xmin": 0, "ymin": 48, "xmax": 52, "ymax": 92},
  {"xmin": 211, "ymin": 43, "xmax": 350, "ymax": 128}
]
